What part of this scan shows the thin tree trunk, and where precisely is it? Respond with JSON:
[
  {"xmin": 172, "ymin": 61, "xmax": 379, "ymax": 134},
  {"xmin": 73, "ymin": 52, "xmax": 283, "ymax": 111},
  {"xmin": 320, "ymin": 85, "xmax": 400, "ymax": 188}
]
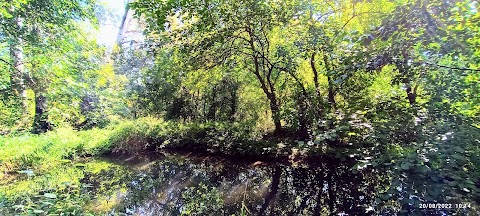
[
  {"xmin": 116, "ymin": 0, "xmax": 132, "ymax": 46},
  {"xmin": 395, "ymin": 60, "xmax": 417, "ymax": 106},
  {"xmin": 32, "ymin": 91, "xmax": 52, "ymax": 133},
  {"xmin": 405, "ymin": 82, "xmax": 416, "ymax": 106},
  {"xmin": 207, "ymin": 85, "xmax": 217, "ymax": 120},
  {"xmin": 327, "ymin": 77, "xmax": 335, "ymax": 108},
  {"xmin": 229, "ymin": 84, "xmax": 238, "ymax": 122},
  {"xmin": 266, "ymin": 74, "xmax": 282, "ymax": 134},
  {"xmin": 269, "ymin": 93, "xmax": 282, "ymax": 134},
  {"xmin": 311, "ymin": 51, "xmax": 321, "ymax": 101},
  {"xmin": 310, "ymin": 51, "xmax": 325, "ymax": 128},
  {"xmin": 9, "ymin": 16, "xmax": 28, "ymax": 117},
  {"xmin": 398, "ymin": 51, "xmax": 416, "ymax": 106},
  {"xmin": 278, "ymin": 66, "xmax": 310, "ymax": 136},
  {"xmin": 322, "ymin": 53, "xmax": 336, "ymax": 110}
]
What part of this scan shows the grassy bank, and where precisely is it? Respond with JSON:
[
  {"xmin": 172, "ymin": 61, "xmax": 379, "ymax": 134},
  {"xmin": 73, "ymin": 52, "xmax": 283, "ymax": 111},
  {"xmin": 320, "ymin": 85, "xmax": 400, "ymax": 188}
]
[
  {"xmin": 0, "ymin": 117, "xmax": 263, "ymax": 174},
  {"xmin": 1, "ymin": 117, "xmax": 365, "ymax": 174},
  {"xmin": 0, "ymin": 121, "xmax": 134, "ymax": 215}
]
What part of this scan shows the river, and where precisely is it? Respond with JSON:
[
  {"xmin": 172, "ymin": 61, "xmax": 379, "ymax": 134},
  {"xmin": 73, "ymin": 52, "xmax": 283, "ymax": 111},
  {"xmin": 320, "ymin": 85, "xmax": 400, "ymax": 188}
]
[{"xmin": 79, "ymin": 152, "xmax": 389, "ymax": 215}]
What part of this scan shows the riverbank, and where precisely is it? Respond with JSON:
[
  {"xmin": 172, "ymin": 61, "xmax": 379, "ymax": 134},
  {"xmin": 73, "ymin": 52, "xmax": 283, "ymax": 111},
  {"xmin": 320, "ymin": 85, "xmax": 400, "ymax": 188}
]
[
  {"xmin": 0, "ymin": 117, "xmax": 367, "ymax": 214},
  {"xmin": 0, "ymin": 117, "xmax": 364, "ymax": 173},
  {"xmin": 0, "ymin": 117, "xmax": 362, "ymax": 215},
  {"xmin": 1, "ymin": 118, "xmax": 479, "ymax": 215}
]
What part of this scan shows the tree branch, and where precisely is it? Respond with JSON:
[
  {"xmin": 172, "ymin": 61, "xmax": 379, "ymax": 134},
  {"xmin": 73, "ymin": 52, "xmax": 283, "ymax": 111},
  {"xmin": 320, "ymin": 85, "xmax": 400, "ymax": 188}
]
[
  {"xmin": 0, "ymin": 58, "xmax": 19, "ymax": 72},
  {"xmin": 424, "ymin": 62, "xmax": 480, "ymax": 72}
]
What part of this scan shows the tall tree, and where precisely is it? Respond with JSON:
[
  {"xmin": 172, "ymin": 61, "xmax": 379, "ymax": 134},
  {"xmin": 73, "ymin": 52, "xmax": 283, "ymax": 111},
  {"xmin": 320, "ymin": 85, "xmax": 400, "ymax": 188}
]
[
  {"xmin": 131, "ymin": 0, "xmax": 301, "ymax": 134},
  {"xmin": 0, "ymin": 0, "xmax": 97, "ymax": 132}
]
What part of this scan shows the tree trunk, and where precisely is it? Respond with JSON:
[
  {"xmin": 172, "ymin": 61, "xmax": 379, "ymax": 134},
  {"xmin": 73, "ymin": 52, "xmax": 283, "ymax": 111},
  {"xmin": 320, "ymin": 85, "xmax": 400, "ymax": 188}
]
[
  {"xmin": 229, "ymin": 84, "xmax": 237, "ymax": 122},
  {"xmin": 327, "ymin": 76, "xmax": 336, "ymax": 109},
  {"xmin": 397, "ymin": 51, "xmax": 416, "ymax": 106},
  {"xmin": 207, "ymin": 85, "xmax": 217, "ymax": 120},
  {"xmin": 247, "ymin": 26, "xmax": 282, "ymax": 134},
  {"xmin": 311, "ymin": 52, "xmax": 321, "ymax": 101},
  {"xmin": 395, "ymin": 59, "xmax": 417, "ymax": 106},
  {"xmin": 405, "ymin": 82, "xmax": 417, "ymax": 106},
  {"xmin": 9, "ymin": 39, "xmax": 28, "ymax": 115},
  {"xmin": 32, "ymin": 91, "xmax": 52, "ymax": 133},
  {"xmin": 116, "ymin": 0, "xmax": 132, "ymax": 46},
  {"xmin": 310, "ymin": 51, "xmax": 326, "ymax": 130},
  {"xmin": 279, "ymin": 66, "xmax": 310, "ymax": 137},
  {"xmin": 322, "ymin": 53, "xmax": 336, "ymax": 110},
  {"xmin": 269, "ymin": 93, "xmax": 282, "ymax": 135}
]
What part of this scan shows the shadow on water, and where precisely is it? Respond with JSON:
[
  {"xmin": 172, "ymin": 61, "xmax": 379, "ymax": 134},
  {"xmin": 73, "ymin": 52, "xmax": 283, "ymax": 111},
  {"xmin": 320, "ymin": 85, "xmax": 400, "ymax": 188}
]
[{"xmin": 81, "ymin": 152, "xmax": 389, "ymax": 215}]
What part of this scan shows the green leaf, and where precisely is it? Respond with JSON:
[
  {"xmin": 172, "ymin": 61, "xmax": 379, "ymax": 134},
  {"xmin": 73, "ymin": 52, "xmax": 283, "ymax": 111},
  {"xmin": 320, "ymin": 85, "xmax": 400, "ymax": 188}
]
[
  {"xmin": 74, "ymin": 163, "xmax": 86, "ymax": 167},
  {"xmin": 17, "ymin": 170, "xmax": 34, "ymax": 176},
  {"xmin": 400, "ymin": 162, "xmax": 411, "ymax": 170},
  {"xmin": 451, "ymin": 154, "xmax": 464, "ymax": 161},
  {"xmin": 13, "ymin": 205, "xmax": 25, "ymax": 209},
  {"xmin": 44, "ymin": 193, "xmax": 57, "ymax": 199}
]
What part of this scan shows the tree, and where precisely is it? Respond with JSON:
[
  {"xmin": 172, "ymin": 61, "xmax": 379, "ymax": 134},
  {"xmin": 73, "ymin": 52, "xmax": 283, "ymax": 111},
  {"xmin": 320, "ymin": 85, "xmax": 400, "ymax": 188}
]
[
  {"xmin": 0, "ymin": 0, "xmax": 97, "ymax": 132},
  {"xmin": 131, "ymin": 0, "xmax": 303, "ymax": 134}
]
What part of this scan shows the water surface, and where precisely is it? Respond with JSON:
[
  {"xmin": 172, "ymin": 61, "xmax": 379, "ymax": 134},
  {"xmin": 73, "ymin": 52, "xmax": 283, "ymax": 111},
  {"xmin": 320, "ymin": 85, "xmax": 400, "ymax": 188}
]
[{"xmin": 82, "ymin": 152, "xmax": 387, "ymax": 215}]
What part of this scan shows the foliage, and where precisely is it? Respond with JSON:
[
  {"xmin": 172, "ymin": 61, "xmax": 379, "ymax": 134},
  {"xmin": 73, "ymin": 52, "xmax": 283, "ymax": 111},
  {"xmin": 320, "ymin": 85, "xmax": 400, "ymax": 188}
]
[{"xmin": 0, "ymin": 0, "xmax": 479, "ymax": 214}]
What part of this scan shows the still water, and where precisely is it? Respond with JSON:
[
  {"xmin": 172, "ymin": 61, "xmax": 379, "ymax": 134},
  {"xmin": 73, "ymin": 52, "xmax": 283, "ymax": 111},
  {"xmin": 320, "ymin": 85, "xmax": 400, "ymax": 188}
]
[{"xmin": 81, "ymin": 152, "xmax": 388, "ymax": 215}]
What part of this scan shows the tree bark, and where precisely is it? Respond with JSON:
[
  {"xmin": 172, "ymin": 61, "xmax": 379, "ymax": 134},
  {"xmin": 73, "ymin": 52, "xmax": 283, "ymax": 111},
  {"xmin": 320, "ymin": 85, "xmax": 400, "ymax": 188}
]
[
  {"xmin": 32, "ymin": 91, "xmax": 52, "ymax": 133},
  {"xmin": 116, "ymin": 0, "xmax": 132, "ymax": 46},
  {"xmin": 9, "ymin": 32, "xmax": 28, "ymax": 115},
  {"xmin": 311, "ymin": 51, "xmax": 321, "ymax": 101},
  {"xmin": 405, "ymin": 82, "xmax": 417, "ymax": 106},
  {"xmin": 229, "ymin": 83, "xmax": 238, "ymax": 122},
  {"xmin": 310, "ymin": 51, "xmax": 325, "ymax": 126},
  {"xmin": 398, "ymin": 51, "xmax": 416, "ymax": 106},
  {"xmin": 395, "ymin": 59, "xmax": 417, "ymax": 106},
  {"xmin": 268, "ymin": 92, "xmax": 282, "ymax": 134},
  {"xmin": 207, "ymin": 85, "xmax": 217, "ymax": 120},
  {"xmin": 322, "ymin": 53, "xmax": 336, "ymax": 110}
]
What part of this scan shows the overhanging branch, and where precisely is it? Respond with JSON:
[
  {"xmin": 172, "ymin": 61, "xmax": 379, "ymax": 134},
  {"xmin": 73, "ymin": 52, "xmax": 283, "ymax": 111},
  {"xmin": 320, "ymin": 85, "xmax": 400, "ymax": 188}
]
[{"xmin": 424, "ymin": 62, "xmax": 480, "ymax": 72}]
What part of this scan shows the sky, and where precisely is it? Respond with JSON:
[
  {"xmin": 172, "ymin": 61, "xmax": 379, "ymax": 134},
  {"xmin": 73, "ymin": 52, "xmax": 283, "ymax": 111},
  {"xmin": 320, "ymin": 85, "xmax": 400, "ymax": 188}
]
[{"xmin": 96, "ymin": 0, "xmax": 128, "ymax": 46}]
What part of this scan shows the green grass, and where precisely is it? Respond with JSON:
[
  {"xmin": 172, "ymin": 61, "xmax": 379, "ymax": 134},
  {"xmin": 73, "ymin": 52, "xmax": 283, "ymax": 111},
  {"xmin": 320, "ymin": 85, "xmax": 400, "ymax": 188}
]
[{"xmin": 1, "ymin": 125, "xmax": 114, "ymax": 172}]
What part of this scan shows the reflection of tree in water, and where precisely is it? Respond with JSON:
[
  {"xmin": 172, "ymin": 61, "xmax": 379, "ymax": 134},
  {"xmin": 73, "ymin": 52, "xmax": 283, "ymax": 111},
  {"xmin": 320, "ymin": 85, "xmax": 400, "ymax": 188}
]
[
  {"xmin": 82, "ymin": 155, "xmax": 387, "ymax": 215},
  {"xmin": 258, "ymin": 163, "xmax": 382, "ymax": 216}
]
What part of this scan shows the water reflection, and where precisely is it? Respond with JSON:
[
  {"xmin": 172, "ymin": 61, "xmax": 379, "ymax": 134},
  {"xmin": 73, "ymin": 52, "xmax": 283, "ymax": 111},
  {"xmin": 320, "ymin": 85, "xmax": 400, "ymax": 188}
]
[{"xmin": 82, "ymin": 153, "xmax": 386, "ymax": 215}]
